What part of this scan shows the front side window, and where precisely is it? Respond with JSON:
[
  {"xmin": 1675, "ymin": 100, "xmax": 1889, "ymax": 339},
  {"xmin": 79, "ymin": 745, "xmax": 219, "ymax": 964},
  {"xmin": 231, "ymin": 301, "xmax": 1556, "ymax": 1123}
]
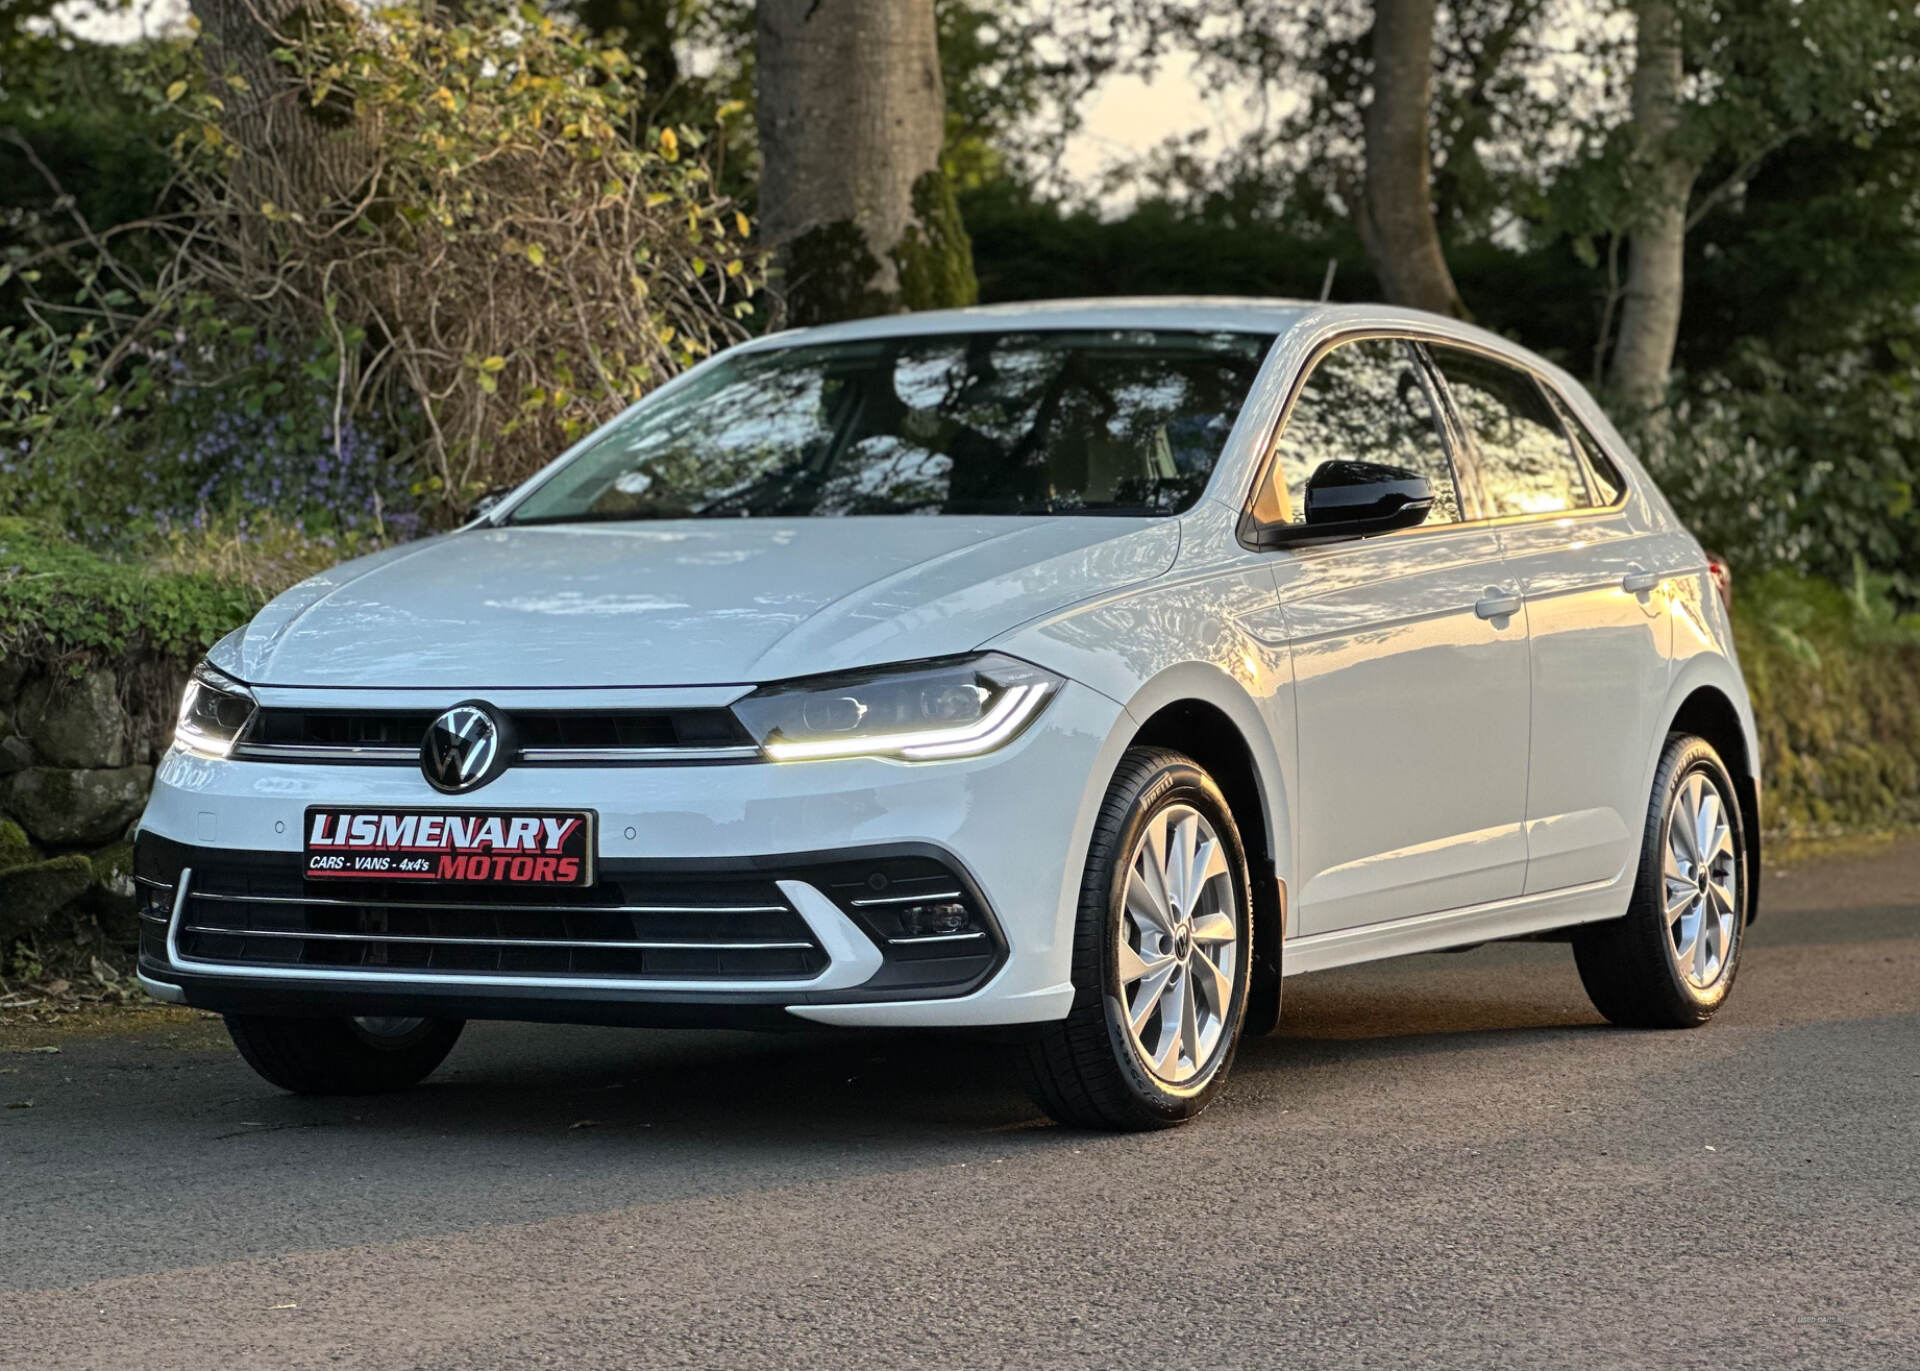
[
  {"xmin": 1429, "ymin": 345, "xmax": 1593, "ymax": 518},
  {"xmin": 1256, "ymin": 337, "xmax": 1462, "ymax": 526},
  {"xmin": 506, "ymin": 329, "xmax": 1274, "ymax": 523}
]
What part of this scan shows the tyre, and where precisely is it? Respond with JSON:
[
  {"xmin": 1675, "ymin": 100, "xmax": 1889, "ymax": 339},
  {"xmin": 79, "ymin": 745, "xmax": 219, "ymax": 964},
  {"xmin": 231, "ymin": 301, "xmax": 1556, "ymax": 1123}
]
[
  {"xmin": 1022, "ymin": 747, "xmax": 1254, "ymax": 1130},
  {"xmin": 225, "ymin": 1014, "xmax": 465, "ymax": 1094},
  {"xmin": 1573, "ymin": 734, "xmax": 1748, "ymax": 1028}
]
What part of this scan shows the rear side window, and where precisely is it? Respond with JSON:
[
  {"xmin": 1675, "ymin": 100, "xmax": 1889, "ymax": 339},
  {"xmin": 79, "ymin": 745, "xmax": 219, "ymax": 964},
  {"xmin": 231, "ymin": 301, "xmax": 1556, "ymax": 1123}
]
[
  {"xmin": 1258, "ymin": 337, "xmax": 1462, "ymax": 526},
  {"xmin": 1550, "ymin": 395, "xmax": 1629, "ymax": 505},
  {"xmin": 1429, "ymin": 345, "xmax": 1592, "ymax": 518}
]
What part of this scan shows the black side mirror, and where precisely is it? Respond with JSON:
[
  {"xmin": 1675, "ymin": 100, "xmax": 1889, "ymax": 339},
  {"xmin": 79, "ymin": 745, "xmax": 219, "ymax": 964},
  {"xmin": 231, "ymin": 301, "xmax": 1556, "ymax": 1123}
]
[
  {"xmin": 1252, "ymin": 460, "xmax": 1433, "ymax": 548},
  {"xmin": 466, "ymin": 485, "xmax": 516, "ymax": 523}
]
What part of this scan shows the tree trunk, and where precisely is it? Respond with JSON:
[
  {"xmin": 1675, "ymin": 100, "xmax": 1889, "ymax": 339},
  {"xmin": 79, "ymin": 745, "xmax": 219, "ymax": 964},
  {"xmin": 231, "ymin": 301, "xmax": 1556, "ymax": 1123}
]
[
  {"xmin": 1358, "ymin": 0, "xmax": 1467, "ymax": 319},
  {"xmin": 188, "ymin": 0, "xmax": 372, "ymax": 213},
  {"xmin": 1606, "ymin": 0, "xmax": 1697, "ymax": 414},
  {"xmin": 755, "ymin": 0, "xmax": 975, "ymax": 326}
]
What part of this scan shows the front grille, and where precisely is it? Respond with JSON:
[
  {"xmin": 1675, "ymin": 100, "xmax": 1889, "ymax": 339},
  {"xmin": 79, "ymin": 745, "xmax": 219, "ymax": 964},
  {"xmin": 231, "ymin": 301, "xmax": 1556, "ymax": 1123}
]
[
  {"xmin": 250, "ymin": 710, "xmax": 437, "ymax": 749},
  {"xmin": 234, "ymin": 706, "xmax": 756, "ymax": 764},
  {"xmin": 151, "ymin": 869, "xmax": 828, "ymax": 982}
]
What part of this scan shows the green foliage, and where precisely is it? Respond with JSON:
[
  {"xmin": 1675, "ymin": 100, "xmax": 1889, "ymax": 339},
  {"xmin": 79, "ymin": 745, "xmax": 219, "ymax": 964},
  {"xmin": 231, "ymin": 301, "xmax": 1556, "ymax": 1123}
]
[
  {"xmin": 891, "ymin": 170, "xmax": 979, "ymax": 313},
  {"xmin": 933, "ymin": 0, "xmax": 1096, "ymax": 190},
  {"xmin": 1639, "ymin": 331, "xmax": 1920, "ymax": 596},
  {"xmin": 961, "ymin": 180, "xmax": 1370, "ymax": 304},
  {"xmin": 1, "ymin": 1, "xmax": 762, "ymax": 525},
  {"xmin": 1737, "ymin": 570, "xmax": 1920, "ymax": 836},
  {"xmin": 168, "ymin": 0, "xmax": 763, "ymax": 503},
  {"xmin": 781, "ymin": 220, "xmax": 891, "ymax": 329},
  {"xmin": 0, "ymin": 39, "xmax": 184, "ymax": 473},
  {"xmin": 565, "ymin": 0, "xmax": 756, "ymax": 193},
  {"xmin": 0, "ymin": 518, "xmax": 265, "ymax": 667},
  {"xmin": 1, "ymin": 325, "xmax": 418, "ymax": 552},
  {"xmin": 0, "ymin": 36, "xmax": 176, "ymax": 274}
]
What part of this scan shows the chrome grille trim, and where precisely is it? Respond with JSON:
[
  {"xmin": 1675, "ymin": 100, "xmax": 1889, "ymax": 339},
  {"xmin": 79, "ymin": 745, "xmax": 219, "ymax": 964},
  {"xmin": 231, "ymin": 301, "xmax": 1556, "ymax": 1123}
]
[
  {"xmin": 180, "ymin": 925, "xmax": 814, "ymax": 952},
  {"xmin": 189, "ymin": 889, "xmax": 790, "ymax": 916},
  {"xmin": 230, "ymin": 742, "xmax": 418, "ymax": 762},
  {"xmin": 158, "ymin": 869, "xmax": 888, "ymax": 993},
  {"xmin": 850, "ymin": 888, "xmax": 965, "ymax": 907},
  {"xmin": 516, "ymin": 745, "xmax": 760, "ymax": 763},
  {"xmin": 229, "ymin": 741, "xmax": 760, "ymax": 764}
]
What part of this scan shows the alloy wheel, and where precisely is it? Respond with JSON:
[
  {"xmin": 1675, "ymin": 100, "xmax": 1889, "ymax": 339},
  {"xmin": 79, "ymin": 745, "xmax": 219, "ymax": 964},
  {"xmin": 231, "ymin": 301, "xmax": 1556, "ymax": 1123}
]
[
  {"xmin": 1662, "ymin": 770, "xmax": 1740, "ymax": 990},
  {"xmin": 1116, "ymin": 803, "xmax": 1239, "ymax": 1084}
]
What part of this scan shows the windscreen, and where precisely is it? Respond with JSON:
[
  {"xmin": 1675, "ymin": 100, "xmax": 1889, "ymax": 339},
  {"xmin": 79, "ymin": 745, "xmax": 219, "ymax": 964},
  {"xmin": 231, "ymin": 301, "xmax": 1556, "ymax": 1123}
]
[{"xmin": 506, "ymin": 328, "xmax": 1274, "ymax": 523}]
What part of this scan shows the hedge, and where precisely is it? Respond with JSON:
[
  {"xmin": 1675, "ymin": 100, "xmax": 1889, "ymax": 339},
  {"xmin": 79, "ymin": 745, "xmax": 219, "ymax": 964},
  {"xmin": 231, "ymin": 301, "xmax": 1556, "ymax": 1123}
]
[
  {"xmin": 0, "ymin": 518, "xmax": 265, "ymax": 668},
  {"xmin": 1735, "ymin": 570, "xmax": 1920, "ymax": 836}
]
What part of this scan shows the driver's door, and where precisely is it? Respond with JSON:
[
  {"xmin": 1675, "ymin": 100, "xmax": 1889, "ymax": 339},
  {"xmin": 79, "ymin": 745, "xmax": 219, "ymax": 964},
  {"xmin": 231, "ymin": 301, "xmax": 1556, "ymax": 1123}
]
[{"xmin": 1255, "ymin": 337, "xmax": 1532, "ymax": 936}]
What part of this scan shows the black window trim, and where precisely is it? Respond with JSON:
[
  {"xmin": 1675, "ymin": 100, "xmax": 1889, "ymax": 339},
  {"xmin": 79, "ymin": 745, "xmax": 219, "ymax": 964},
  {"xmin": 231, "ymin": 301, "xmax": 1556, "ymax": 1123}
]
[
  {"xmin": 1237, "ymin": 327, "xmax": 1633, "ymax": 553},
  {"xmin": 1542, "ymin": 385, "xmax": 1630, "ymax": 510},
  {"xmin": 1234, "ymin": 329, "xmax": 1473, "ymax": 551},
  {"xmin": 1421, "ymin": 336, "xmax": 1635, "ymax": 524}
]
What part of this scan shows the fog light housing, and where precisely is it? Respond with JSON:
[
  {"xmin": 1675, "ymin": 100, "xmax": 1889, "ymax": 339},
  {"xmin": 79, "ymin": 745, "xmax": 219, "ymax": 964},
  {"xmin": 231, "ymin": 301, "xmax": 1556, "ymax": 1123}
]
[{"xmin": 898, "ymin": 900, "xmax": 971, "ymax": 938}]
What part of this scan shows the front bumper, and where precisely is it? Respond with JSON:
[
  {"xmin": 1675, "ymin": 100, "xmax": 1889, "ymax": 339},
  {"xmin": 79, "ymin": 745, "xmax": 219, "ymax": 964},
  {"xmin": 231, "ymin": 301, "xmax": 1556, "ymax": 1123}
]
[{"xmin": 134, "ymin": 681, "xmax": 1127, "ymax": 1027}]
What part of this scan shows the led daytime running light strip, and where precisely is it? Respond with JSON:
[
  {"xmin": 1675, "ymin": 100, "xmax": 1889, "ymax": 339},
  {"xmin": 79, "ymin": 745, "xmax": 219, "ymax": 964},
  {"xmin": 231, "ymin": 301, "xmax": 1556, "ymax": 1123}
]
[
  {"xmin": 762, "ymin": 682, "xmax": 1052, "ymax": 762},
  {"xmin": 174, "ymin": 717, "xmax": 240, "ymax": 760}
]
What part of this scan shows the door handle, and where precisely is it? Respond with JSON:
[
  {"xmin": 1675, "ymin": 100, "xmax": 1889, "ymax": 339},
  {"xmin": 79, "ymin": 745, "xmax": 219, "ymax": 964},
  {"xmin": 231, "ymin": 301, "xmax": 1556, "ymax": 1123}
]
[
  {"xmin": 1622, "ymin": 566, "xmax": 1662, "ymax": 594},
  {"xmin": 1475, "ymin": 589, "xmax": 1523, "ymax": 620}
]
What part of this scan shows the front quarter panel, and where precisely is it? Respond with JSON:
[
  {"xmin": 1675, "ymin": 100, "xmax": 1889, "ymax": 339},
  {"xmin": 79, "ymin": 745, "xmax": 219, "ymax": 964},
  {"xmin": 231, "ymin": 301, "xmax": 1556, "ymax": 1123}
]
[{"xmin": 991, "ymin": 500, "xmax": 1297, "ymax": 900}]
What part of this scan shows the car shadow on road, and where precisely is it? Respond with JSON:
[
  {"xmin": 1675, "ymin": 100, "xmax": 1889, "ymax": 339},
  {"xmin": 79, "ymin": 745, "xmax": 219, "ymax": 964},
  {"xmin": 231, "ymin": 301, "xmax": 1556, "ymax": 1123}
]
[{"xmin": 189, "ymin": 953, "xmax": 1617, "ymax": 1148}]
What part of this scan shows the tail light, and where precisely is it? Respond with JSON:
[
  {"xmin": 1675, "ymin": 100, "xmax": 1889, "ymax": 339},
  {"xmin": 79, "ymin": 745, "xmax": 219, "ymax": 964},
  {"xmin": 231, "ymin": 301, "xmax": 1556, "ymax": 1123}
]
[{"xmin": 1705, "ymin": 551, "xmax": 1733, "ymax": 613}]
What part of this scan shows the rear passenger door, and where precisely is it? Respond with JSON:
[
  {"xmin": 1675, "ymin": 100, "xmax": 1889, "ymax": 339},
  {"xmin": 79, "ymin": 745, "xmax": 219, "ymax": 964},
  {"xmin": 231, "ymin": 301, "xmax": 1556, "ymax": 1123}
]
[
  {"xmin": 1263, "ymin": 338, "xmax": 1532, "ymax": 936},
  {"xmin": 1426, "ymin": 345, "xmax": 1673, "ymax": 895}
]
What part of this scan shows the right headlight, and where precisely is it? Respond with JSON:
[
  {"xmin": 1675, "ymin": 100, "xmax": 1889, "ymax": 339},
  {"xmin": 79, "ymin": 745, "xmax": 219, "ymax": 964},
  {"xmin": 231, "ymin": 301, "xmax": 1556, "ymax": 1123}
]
[
  {"xmin": 733, "ymin": 653, "xmax": 1061, "ymax": 762},
  {"xmin": 174, "ymin": 660, "xmax": 258, "ymax": 759}
]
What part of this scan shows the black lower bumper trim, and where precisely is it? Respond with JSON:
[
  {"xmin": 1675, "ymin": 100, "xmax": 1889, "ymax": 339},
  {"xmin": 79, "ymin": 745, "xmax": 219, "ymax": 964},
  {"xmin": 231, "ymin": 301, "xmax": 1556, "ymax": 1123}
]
[
  {"xmin": 135, "ymin": 831, "xmax": 1010, "ymax": 1024},
  {"xmin": 155, "ymin": 967, "xmax": 806, "ymax": 1030}
]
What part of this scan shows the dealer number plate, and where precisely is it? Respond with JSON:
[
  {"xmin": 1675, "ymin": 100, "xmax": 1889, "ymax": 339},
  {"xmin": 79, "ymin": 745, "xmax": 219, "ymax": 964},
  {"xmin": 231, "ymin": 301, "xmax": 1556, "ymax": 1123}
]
[{"xmin": 303, "ymin": 807, "xmax": 596, "ymax": 886}]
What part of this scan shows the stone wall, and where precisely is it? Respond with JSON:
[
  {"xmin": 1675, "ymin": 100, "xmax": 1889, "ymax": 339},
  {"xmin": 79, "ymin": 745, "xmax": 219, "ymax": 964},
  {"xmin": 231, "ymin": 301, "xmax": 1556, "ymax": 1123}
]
[{"xmin": 0, "ymin": 657, "xmax": 177, "ymax": 950}]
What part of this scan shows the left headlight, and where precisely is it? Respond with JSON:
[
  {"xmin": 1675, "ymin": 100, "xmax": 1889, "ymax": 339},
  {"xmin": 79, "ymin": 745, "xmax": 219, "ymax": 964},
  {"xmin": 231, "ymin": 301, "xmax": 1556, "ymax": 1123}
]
[
  {"xmin": 174, "ymin": 661, "xmax": 258, "ymax": 759},
  {"xmin": 733, "ymin": 653, "xmax": 1062, "ymax": 762}
]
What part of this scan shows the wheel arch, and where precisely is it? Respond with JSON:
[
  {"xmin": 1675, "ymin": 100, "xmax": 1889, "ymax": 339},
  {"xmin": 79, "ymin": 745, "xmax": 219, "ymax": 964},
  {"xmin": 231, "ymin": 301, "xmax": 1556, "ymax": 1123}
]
[
  {"xmin": 1662, "ymin": 679, "xmax": 1763, "ymax": 922},
  {"xmin": 1122, "ymin": 686, "xmax": 1287, "ymax": 1035}
]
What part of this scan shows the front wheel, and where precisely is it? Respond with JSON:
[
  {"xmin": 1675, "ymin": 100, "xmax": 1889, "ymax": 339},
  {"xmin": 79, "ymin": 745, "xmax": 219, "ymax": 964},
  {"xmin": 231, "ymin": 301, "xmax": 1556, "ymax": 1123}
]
[
  {"xmin": 1022, "ymin": 747, "xmax": 1253, "ymax": 1130},
  {"xmin": 225, "ymin": 1014, "xmax": 465, "ymax": 1094},
  {"xmin": 1573, "ymin": 734, "xmax": 1748, "ymax": 1028}
]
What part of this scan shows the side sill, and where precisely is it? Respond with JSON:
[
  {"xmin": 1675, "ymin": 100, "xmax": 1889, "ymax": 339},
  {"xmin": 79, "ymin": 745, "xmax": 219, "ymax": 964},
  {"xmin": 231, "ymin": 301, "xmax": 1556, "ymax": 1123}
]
[{"xmin": 1283, "ymin": 877, "xmax": 1627, "ymax": 977}]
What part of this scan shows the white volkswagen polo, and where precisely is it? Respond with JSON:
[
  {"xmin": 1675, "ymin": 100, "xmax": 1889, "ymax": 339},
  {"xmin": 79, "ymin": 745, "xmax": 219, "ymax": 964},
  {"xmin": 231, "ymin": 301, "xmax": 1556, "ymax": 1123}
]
[{"xmin": 134, "ymin": 299, "xmax": 1760, "ymax": 1129}]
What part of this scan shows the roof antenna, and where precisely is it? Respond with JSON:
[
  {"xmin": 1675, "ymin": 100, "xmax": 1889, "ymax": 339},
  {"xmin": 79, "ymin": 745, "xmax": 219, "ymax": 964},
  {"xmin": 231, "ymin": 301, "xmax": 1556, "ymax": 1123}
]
[{"xmin": 1318, "ymin": 257, "xmax": 1338, "ymax": 302}]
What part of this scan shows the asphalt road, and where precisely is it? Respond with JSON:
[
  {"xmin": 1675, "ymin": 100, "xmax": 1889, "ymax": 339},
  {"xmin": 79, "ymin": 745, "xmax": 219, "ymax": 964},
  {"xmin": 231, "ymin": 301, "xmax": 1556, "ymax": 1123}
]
[{"xmin": 3, "ymin": 839, "xmax": 1917, "ymax": 1371}]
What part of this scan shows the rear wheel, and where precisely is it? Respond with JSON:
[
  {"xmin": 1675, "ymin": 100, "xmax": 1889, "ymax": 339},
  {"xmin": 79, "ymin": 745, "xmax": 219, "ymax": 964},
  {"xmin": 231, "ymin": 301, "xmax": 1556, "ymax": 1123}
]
[
  {"xmin": 1022, "ymin": 747, "xmax": 1253, "ymax": 1130},
  {"xmin": 225, "ymin": 1014, "xmax": 465, "ymax": 1094},
  {"xmin": 1573, "ymin": 734, "xmax": 1747, "ymax": 1028}
]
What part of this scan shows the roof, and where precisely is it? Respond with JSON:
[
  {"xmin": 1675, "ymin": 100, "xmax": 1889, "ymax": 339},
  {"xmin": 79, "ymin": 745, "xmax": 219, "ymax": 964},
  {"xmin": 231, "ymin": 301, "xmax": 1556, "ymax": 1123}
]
[
  {"xmin": 746, "ymin": 296, "xmax": 1319, "ymax": 347},
  {"xmin": 747, "ymin": 297, "xmax": 1557, "ymax": 374}
]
